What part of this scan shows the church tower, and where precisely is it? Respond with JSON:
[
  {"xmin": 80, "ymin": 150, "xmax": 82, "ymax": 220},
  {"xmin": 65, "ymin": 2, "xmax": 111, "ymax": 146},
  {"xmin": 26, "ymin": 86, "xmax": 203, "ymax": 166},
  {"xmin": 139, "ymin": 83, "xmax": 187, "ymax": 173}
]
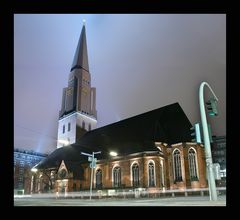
[{"xmin": 57, "ymin": 22, "xmax": 97, "ymax": 148}]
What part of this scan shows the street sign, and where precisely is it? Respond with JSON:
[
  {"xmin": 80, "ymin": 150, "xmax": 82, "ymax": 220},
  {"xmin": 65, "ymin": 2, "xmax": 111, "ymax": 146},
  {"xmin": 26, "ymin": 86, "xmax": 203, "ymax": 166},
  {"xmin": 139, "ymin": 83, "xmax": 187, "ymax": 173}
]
[
  {"xmin": 88, "ymin": 156, "xmax": 92, "ymax": 162},
  {"xmin": 90, "ymin": 161, "xmax": 96, "ymax": 168}
]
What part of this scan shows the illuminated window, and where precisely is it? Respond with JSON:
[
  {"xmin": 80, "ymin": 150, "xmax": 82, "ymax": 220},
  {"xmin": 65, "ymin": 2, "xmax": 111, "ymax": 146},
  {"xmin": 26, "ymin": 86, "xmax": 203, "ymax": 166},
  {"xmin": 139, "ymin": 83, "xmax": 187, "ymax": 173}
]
[
  {"xmin": 68, "ymin": 122, "xmax": 71, "ymax": 132},
  {"xmin": 113, "ymin": 167, "xmax": 121, "ymax": 188},
  {"xmin": 148, "ymin": 161, "xmax": 155, "ymax": 187},
  {"xmin": 20, "ymin": 161, "xmax": 24, "ymax": 167},
  {"xmin": 132, "ymin": 163, "xmax": 139, "ymax": 187},
  {"xmin": 188, "ymin": 148, "xmax": 198, "ymax": 181},
  {"xmin": 173, "ymin": 149, "xmax": 182, "ymax": 182},
  {"xmin": 63, "ymin": 125, "xmax": 65, "ymax": 134},
  {"xmin": 96, "ymin": 169, "xmax": 102, "ymax": 189}
]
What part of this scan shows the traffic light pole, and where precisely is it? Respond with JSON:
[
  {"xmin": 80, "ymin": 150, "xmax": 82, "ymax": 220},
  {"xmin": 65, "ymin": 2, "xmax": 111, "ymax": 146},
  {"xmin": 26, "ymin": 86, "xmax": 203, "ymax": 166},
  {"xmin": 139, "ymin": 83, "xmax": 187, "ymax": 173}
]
[{"xmin": 199, "ymin": 82, "xmax": 218, "ymax": 201}]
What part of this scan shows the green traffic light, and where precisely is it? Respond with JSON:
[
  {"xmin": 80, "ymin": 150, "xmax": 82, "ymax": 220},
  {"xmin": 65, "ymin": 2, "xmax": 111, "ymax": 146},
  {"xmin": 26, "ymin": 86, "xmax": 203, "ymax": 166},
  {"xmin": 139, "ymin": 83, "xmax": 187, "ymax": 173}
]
[
  {"xmin": 209, "ymin": 112, "xmax": 216, "ymax": 116},
  {"xmin": 190, "ymin": 123, "xmax": 202, "ymax": 143},
  {"xmin": 206, "ymin": 98, "xmax": 218, "ymax": 116}
]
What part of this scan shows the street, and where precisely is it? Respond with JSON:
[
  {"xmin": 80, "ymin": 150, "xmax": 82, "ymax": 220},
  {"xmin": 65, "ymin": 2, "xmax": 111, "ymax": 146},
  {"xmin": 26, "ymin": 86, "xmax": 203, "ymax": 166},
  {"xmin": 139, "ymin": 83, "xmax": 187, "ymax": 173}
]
[{"xmin": 14, "ymin": 195, "xmax": 226, "ymax": 206}]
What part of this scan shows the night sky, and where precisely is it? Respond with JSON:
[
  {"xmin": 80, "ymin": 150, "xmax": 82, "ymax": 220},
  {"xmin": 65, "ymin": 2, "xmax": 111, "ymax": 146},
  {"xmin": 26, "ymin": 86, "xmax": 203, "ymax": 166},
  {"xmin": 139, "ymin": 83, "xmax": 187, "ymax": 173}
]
[{"xmin": 14, "ymin": 14, "xmax": 226, "ymax": 154}]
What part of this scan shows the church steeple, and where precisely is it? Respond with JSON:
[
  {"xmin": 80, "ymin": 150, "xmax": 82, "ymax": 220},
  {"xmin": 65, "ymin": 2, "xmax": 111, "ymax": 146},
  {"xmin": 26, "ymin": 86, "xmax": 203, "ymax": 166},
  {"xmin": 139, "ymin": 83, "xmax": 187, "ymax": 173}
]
[
  {"xmin": 71, "ymin": 23, "xmax": 89, "ymax": 72},
  {"xmin": 57, "ymin": 22, "xmax": 97, "ymax": 148}
]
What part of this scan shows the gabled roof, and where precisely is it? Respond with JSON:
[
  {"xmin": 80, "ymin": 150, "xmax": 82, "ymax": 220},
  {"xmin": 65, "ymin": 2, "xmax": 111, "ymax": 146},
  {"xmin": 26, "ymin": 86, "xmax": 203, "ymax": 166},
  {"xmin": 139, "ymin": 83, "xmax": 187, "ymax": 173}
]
[
  {"xmin": 36, "ymin": 102, "xmax": 192, "ymax": 169},
  {"xmin": 36, "ymin": 145, "xmax": 89, "ymax": 169}
]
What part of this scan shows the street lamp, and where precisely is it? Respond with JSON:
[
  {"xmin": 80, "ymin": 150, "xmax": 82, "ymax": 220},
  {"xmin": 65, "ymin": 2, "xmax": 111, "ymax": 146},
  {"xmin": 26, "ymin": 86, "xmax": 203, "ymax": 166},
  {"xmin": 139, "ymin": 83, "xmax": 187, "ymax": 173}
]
[
  {"xmin": 109, "ymin": 151, "xmax": 118, "ymax": 157},
  {"xmin": 81, "ymin": 151, "xmax": 101, "ymax": 200},
  {"xmin": 31, "ymin": 167, "xmax": 38, "ymax": 173},
  {"xmin": 199, "ymin": 82, "xmax": 218, "ymax": 201},
  {"xmin": 31, "ymin": 167, "xmax": 38, "ymax": 194}
]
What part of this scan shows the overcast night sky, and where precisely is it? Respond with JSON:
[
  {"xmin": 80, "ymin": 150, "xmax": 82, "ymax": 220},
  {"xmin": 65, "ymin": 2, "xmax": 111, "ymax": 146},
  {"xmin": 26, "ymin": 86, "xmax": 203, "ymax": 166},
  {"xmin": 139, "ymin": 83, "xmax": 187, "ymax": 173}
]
[{"xmin": 14, "ymin": 14, "xmax": 226, "ymax": 154}]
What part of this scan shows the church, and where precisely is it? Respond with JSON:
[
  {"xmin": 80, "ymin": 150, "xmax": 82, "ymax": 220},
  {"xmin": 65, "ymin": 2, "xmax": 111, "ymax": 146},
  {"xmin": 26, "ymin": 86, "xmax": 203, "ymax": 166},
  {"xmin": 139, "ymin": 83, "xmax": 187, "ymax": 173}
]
[{"xmin": 32, "ymin": 23, "xmax": 207, "ymax": 195}]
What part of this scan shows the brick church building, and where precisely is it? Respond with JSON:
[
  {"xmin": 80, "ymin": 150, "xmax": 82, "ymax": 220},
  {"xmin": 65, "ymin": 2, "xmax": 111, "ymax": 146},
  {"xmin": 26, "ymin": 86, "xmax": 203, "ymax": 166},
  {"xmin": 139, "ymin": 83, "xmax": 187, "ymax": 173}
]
[{"xmin": 32, "ymin": 23, "xmax": 207, "ymax": 195}]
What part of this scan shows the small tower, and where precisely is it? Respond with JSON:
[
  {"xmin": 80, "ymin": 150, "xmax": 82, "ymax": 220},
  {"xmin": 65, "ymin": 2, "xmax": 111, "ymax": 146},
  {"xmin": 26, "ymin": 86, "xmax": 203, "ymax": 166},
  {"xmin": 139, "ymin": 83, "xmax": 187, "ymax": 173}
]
[{"xmin": 57, "ymin": 22, "xmax": 97, "ymax": 148}]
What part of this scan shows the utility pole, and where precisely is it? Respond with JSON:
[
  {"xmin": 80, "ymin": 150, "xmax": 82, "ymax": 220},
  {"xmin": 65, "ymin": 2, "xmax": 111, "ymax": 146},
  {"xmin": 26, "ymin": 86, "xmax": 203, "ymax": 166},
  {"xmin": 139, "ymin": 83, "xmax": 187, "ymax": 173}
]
[
  {"xmin": 81, "ymin": 151, "xmax": 101, "ymax": 200},
  {"xmin": 199, "ymin": 82, "xmax": 218, "ymax": 201}
]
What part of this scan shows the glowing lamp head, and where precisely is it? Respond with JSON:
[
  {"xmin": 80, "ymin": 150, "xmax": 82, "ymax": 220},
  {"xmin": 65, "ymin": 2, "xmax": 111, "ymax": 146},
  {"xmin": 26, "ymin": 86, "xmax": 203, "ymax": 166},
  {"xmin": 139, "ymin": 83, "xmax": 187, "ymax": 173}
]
[
  {"xmin": 31, "ymin": 167, "xmax": 38, "ymax": 172},
  {"xmin": 109, "ymin": 151, "xmax": 118, "ymax": 157}
]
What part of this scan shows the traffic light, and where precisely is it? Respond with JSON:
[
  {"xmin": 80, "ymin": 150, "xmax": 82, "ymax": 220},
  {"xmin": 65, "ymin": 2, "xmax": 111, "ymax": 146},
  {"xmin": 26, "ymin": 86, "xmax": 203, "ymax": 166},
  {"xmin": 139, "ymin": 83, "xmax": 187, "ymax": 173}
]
[
  {"xmin": 206, "ymin": 97, "xmax": 218, "ymax": 116},
  {"xmin": 190, "ymin": 123, "xmax": 202, "ymax": 143}
]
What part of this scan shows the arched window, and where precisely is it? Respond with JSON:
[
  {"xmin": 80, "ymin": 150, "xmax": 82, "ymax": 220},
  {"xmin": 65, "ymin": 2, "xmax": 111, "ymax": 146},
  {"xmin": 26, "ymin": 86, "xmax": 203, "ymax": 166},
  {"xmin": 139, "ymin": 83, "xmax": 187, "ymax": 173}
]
[
  {"xmin": 113, "ymin": 167, "xmax": 121, "ymax": 188},
  {"xmin": 88, "ymin": 124, "xmax": 91, "ymax": 131},
  {"xmin": 132, "ymin": 163, "xmax": 139, "ymax": 187},
  {"xmin": 148, "ymin": 161, "xmax": 155, "ymax": 187},
  {"xmin": 96, "ymin": 169, "xmax": 102, "ymax": 189},
  {"xmin": 82, "ymin": 121, "xmax": 85, "ymax": 129},
  {"xmin": 188, "ymin": 148, "xmax": 198, "ymax": 181},
  {"xmin": 173, "ymin": 149, "xmax": 182, "ymax": 182}
]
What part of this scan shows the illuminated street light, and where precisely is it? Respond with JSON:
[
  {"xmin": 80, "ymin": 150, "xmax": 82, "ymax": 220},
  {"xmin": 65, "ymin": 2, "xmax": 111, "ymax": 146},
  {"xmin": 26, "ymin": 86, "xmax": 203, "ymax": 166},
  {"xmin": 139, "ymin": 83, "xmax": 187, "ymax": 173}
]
[
  {"xmin": 109, "ymin": 151, "xmax": 118, "ymax": 157},
  {"xmin": 31, "ymin": 166, "xmax": 38, "ymax": 194},
  {"xmin": 31, "ymin": 167, "xmax": 38, "ymax": 172}
]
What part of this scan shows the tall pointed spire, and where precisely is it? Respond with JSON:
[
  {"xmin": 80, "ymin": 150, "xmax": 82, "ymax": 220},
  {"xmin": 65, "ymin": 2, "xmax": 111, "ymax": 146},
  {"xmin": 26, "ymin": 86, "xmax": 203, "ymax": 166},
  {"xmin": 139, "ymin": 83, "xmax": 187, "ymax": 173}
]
[
  {"xmin": 57, "ymin": 20, "xmax": 97, "ymax": 148},
  {"xmin": 71, "ymin": 22, "xmax": 89, "ymax": 72}
]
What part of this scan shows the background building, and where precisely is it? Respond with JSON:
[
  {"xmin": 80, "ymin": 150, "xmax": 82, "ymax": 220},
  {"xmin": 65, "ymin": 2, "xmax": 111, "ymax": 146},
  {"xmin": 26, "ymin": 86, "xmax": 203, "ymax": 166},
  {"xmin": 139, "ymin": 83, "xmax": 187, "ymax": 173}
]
[
  {"xmin": 211, "ymin": 135, "xmax": 226, "ymax": 186},
  {"xmin": 14, "ymin": 148, "xmax": 48, "ymax": 194}
]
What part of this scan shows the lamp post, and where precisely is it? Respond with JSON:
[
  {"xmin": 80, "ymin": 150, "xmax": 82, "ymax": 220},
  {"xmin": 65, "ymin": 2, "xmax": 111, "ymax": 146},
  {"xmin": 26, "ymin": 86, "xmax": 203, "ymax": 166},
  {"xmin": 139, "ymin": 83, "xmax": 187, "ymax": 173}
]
[
  {"xmin": 199, "ymin": 82, "xmax": 218, "ymax": 201},
  {"xmin": 31, "ymin": 167, "xmax": 38, "ymax": 194},
  {"xmin": 81, "ymin": 151, "xmax": 101, "ymax": 200}
]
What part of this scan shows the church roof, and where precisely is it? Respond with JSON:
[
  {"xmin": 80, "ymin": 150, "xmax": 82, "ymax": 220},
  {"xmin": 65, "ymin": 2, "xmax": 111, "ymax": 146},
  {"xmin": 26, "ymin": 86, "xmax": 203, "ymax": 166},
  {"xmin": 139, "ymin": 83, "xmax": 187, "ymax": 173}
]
[
  {"xmin": 36, "ymin": 102, "xmax": 192, "ymax": 169},
  {"xmin": 71, "ymin": 24, "xmax": 89, "ymax": 72}
]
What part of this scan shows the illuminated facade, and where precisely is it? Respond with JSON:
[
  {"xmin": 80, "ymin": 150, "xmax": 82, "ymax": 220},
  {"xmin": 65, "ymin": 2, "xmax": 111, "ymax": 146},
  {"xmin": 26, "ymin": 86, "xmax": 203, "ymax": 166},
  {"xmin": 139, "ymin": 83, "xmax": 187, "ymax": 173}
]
[
  {"xmin": 68, "ymin": 142, "xmax": 207, "ymax": 191},
  {"xmin": 33, "ymin": 142, "xmax": 207, "ymax": 195}
]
